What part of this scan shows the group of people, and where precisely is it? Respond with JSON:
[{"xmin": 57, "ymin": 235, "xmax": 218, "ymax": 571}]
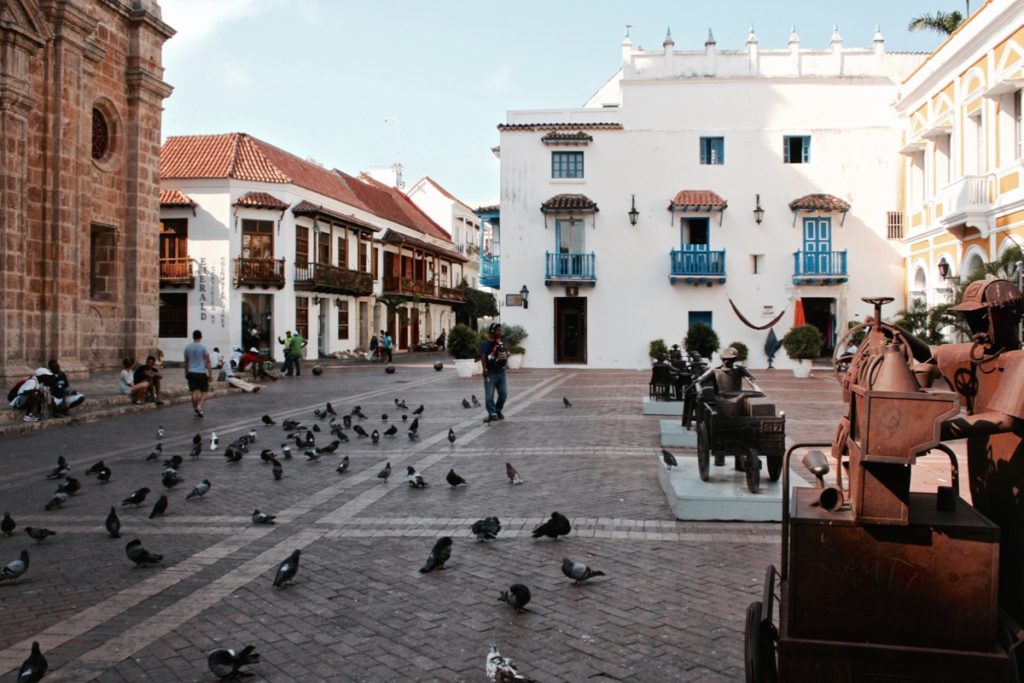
[
  {"xmin": 8, "ymin": 360, "xmax": 86, "ymax": 422},
  {"xmin": 276, "ymin": 330, "xmax": 308, "ymax": 376},
  {"xmin": 368, "ymin": 330, "xmax": 394, "ymax": 362}
]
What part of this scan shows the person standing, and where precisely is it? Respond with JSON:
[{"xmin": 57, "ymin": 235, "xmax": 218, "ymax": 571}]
[
  {"xmin": 288, "ymin": 330, "xmax": 307, "ymax": 376},
  {"xmin": 183, "ymin": 329, "xmax": 211, "ymax": 418},
  {"xmin": 277, "ymin": 331, "xmax": 294, "ymax": 375},
  {"xmin": 382, "ymin": 330, "xmax": 394, "ymax": 363},
  {"xmin": 480, "ymin": 323, "xmax": 510, "ymax": 423}
]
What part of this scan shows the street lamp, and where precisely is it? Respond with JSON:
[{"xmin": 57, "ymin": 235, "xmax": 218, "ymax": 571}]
[
  {"xmin": 937, "ymin": 257, "xmax": 951, "ymax": 280},
  {"xmin": 520, "ymin": 284, "xmax": 530, "ymax": 310},
  {"xmin": 628, "ymin": 195, "xmax": 639, "ymax": 226},
  {"xmin": 753, "ymin": 194, "xmax": 765, "ymax": 225}
]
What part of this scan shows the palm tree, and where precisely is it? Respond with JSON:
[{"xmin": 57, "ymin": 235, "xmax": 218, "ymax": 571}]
[{"xmin": 907, "ymin": 10, "xmax": 964, "ymax": 36}]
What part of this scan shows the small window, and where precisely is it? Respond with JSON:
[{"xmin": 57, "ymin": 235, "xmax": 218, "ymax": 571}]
[
  {"xmin": 337, "ymin": 235, "xmax": 347, "ymax": 269},
  {"xmin": 92, "ymin": 108, "xmax": 110, "ymax": 161},
  {"xmin": 752, "ymin": 254, "xmax": 764, "ymax": 274},
  {"xmin": 700, "ymin": 137, "xmax": 724, "ymax": 165},
  {"xmin": 242, "ymin": 219, "xmax": 274, "ymax": 259},
  {"xmin": 681, "ymin": 218, "xmax": 709, "ymax": 247},
  {"xmin": 159, "ymin": 293, "xmax": 188, "ymax": 338},
  {"xmin": 295, "ymin": 297, "xmax": 309, "ymax": 340},
  {"xmin": 295, "ymin": 226, "xmax": 309, "ymax": 264},
  {"xmin": 160, "ymin": 218, "xmax": 188, "ymax": 259},
  {"xmin": 337, "ymin": 300, "xmax": 349, "ymax": 340},
  {"xmin": 551, "ymin": 151, "xmax": 584, "ymax": 179},
  {"xmin": 688, "ymin": 311, "xmax": 713, "ymax": 329},
  {"xmin": 372, "ymin": 246, "xmax": 379, "ymax": 279},
  {"xmin": 317, "ymin": 231, "xmax": 330, "ymax": 265},
  {"xmin": 784, "ymin": 136, "xmax": 810, "ymax": 164}
]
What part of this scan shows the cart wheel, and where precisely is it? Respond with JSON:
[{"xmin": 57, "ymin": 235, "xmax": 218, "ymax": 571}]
[
  {"xmin": 767, "ymin": 455, "xmax": 783, "ymax": 482},
  {"xmin": 746, "ymin": 449, "xmax": 761, "ymax": 494},
  {"xmin": 697, "ymin": 421, "xmax": 710, "ymax": 482},
  {"xmin": 745, "ymin": 600, "xmax": 779, "ymax": 683}
]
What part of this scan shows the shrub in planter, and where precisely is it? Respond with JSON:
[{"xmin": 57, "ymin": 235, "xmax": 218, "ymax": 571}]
[
  {"xmin": 782, "ymin": 325, "xmax": 823, "ymax": 360},
  {"xmin": 447, "ymin": 324, "xmax": 480, "ymax": 360},
  {"xmin": 649, "ymin": 338, "xmax": 669, "ymax": 362},
  {"xmin": 502, "ymin": 324, "xmax": 528, "ymax": 350},
  {"xmin": 727, "ymin": 341, "xmax": 749, "ymax": 362},
  {"xmin": 684, "ymin": 323, "xmax": 720, "ymax": 359}
]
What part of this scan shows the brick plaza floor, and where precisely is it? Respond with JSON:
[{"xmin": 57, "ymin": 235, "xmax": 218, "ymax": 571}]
[{"xmin": 0, "ymin": 364, "xmax": 925, "ymax": 681}]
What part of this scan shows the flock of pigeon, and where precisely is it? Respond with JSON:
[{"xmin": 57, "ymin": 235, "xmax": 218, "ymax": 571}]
[{"xmin": 2, "ymin": 393, "xmax": 593, "ymax": 681}]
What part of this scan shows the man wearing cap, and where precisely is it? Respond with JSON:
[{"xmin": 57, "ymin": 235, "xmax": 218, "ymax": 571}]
[
  {"xmin": 480, "ymin": 323, "xmax": 510, "ymax": 423},
  {"xmin": 277, "ymin": 330, "xmax": 294, "ymax": 375},
  {"xmin": 9, "ymin": 368, "xmax": 50, "ymax": 422},
  {"xmin": 287, "ymin": 330, "xmax": 307, "ymax": 376}
]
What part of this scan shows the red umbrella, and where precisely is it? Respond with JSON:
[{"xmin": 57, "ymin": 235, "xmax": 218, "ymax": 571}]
[{"xmin": 793, "ymin": 299, "xmax": 806, "ymax": 327}]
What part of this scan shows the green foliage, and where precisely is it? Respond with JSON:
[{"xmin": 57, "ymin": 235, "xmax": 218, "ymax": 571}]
[
  {"xmin": 502, "ymin": 324, "xmax": 528, "ymax": 348},
  {"xmin": 727, "ymin": 341, "xmax": 749, "ymax": 362},
  {"xmin": 892, "ymin": 299, "xmax": 960, "ymax": 345},
  {"xmin": 783, "ymin": 325, "xmax": 823, "ymax": 360},
  {"xmin": 684, "ymin": 323, "xmax": 720, "ymax": 359},
  {"xmin": 907, "ymin": 10, "xmax": 964, "ymax": 36},
  {"xmin": 509, "ymin": 345, "xmax": 526, "ymax": 355},
  {"xmin": 456, "ymin": 287, "xmax": 498, "ymax": 325},
  {"xmin": 846, "ymin": 320, "xmax": 868, "ymax": 347},
  {"xmin": 648, "ymin": 338, "xmax": 668, "ymax": 361},
  {"xmin": 447, "ymin": 324, "xmax": 480, "ymax": 360}
]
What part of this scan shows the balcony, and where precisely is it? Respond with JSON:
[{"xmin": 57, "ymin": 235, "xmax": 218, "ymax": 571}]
[
  {"xmin": 545, "ymin": 251, "xmax": 596, "ymax": 286},
  {"xmin": 792, "ymin": 250, "xmax": 848, "ymax": 285},
  {"xmin": 381, "ymin": 276, "xmax": 466, "ymax": 304},
  {"xmin": 294, "ymin": 262, "xmax": 373, "ymax": 296},
  {"xmin": 669, "ymin": 248, "xmax": 726, "ymax": 285},
  {"xmin": 938, "ymin": 175, "xmax": 991, "ymax": 232},
  {"xmin": 234, "ymin": 257, "xmax": 285, "ymax": 289},
  {"xmin": 159, "ymin": 258, "xmax": 194, "ymax": 288},
  {"xmin": 480, "ymin": 253, "xmax": 500, "ymax": 288}
]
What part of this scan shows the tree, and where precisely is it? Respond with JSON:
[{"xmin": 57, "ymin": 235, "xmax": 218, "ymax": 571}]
[
  {"xmin": 455, "ymin": 287, "xmax": 498, "ymax": 329},
  {"xmin": 907, "ymin": 10, "xmax": 964, "ymax": 36}
]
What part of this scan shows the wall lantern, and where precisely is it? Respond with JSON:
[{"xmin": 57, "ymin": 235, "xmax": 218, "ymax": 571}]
[
  {"xmin": 937, "ymin": 257, "xmax": 951, "ymax": 280},
  {"xmin": 754, "ymin": 194, "xmax": 765, "ymax": 225},
  {"xmin": 424, "ymin": 301, "xmax": 431, "ymax": 314},
  {"xmin": 520, "ymin": 284, "xmax": 530, "ymax": 310},
  {"xmin": 628, "ymin": 195, "xmax": 639, "ymax": 226},
  {"xmin": 334, "ymin": 298, "xmax": 343, "ymax": 309}
]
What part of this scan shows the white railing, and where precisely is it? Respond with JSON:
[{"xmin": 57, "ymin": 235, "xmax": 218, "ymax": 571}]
[{"xmin": 942, "ymin": 175, "xmax": 989, "ymax": 218}]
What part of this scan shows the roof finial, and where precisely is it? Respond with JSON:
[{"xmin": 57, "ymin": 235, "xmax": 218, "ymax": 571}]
[
  {"xmin": 830, "ymin": 22, "xmax": 842, "ymax": 44},
  {"xmin": 746, "ymin": 24, "xmax": 758, "ymax": 44},
  {"xmin": 873, "ymin": 24, "xmax": 885, "ymax": 42},
  {"xmin": 624, "ymin": 24, "xmax": 632, "ymax": 38},
  {"xmin": 663, "ymin": 26, "xmax": 674, "ymax": 48},
  {"xmin": 705, "ymin": 28, "xmax": 716, "ymax": 46}
]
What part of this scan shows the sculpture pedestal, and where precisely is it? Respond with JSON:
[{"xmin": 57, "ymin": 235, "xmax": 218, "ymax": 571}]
[
  {"xmin": 643, "ymin": 397, "xmax": 684, "ymax": 416},
  {"xmin": 660, "ymin": 420, "xmax": 697, "ymax": 448}
]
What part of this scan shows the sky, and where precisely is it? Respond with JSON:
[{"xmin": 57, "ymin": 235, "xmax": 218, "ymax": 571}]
[{"xmin": 159, "ymin": 0, "xmax": 970, "ymax": 208}]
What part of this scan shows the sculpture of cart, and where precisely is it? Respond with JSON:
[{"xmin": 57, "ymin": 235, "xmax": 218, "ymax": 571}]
[{"xmin": 693, "ymin": 389, "xmax": 785, "ymax": 494}]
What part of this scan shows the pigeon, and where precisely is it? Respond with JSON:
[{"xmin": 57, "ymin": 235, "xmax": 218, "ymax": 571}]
[
  {"xmin": 318, "ymin": 440, "xmax": 340, "ymax": 454},
  {"xmin": 282, "ymin": 419, "xmax": 300, "ymax": 432},
  {"xmin": 146, "ymin": 443, "xmax": 163, "ymax": 461},
  {"xmin": 661, "ymin": 449, "xmax": 678, "ymax": 469},
  {"xmin": 247, "ymin": 428, "xmax": 258, "ymax": 442},
  {"xmin": 383, "ymin": 424, "xmax": 397, "ymax": 437},
  {"xmin": 351, "ymin": 406, "xmax": 367, "ymax": 420},
  {"xmin": 446, "ymin": 469, "xmax": 466, "ymax": 487},
  {"xmin": 304, "ymin": 450, "xmax": 322, "ymax": 462},
  {"xmin": 259, "ymin": 449, "xmax": 276, "ymax": 464},
  {"xmin": 157, "ymin": 424, "xmax": 165, "ymax": 439},
  {"xmin": 409, "ymin": 417, "xmax": 419, "ymax": 433},
  {"xmin": 401, "ymin": 414, "xmax": 408, "ymax": 422},
  {"xmin": 381, "ymin": 413, "xmax": 388, "ymax": 422},
  {"xmin": 407, "ymin": 430, "xmax": 420, "ymax": 441},
  {"xmin": 0, "ymin": 550, "xmax": 28, "ymax": 582},
  {"xmin": 251, "ymin": 509, "xmax": 276, "ymax": 525},
  {"xmin": 342, "ymin": 415, "xmax": 352, "ymax": 430},
  {"xmin": 336, "ymin": 455, "xmax": 349, "ymax": 474},
  {"xmin": 448, "ymin": 428, "xmax": 456, "ymax": 447},
  {"xmin": 162, "ymin": 471, "xmax": 184, "ymax": 489},
  {"xmin": 486, "ymin": 644, "xmax": 535, "ymax": 683},
  {"xmin": 45, "ymin": 456, "xmax": 69, "ymax": 480},
  {"xmin": 272, "ymin": 460, "xmax": 283, "ymax": 481},
  {"xmin": 17, "ymin": 641, "xmax": 46, "ymax": 683},
  {"xmin": 281, "ymin": 443, "xmax": 292, "ymax": 459},
  {"xmin": 261, "ymin": 415, "xmax": 275, "ymax": 425},
  {"xmin": 273, "ymin": 549, "xmax": 300, "ymax": 588},
  {"xmin": 125, "ymin": 538, "xmax": 162, "ymax": 567},
  {"xmin": 471, "ymin": 517, "xmax": 501, "ymax": 542},
  {"xmin": 353, "ymin": 425, "xmax": 368, "ymax": 438},
  {"xmin": 162, "ymin": 455, "xmax": 184, "ymax": 470},
  {"xmin": 210, "ymin": 432, "xmax": 219, "ymax": 450},
  {"xmin": 312, "ymin": 424, "xmax": 321, "ymax": 432},
  {"xmin": 24, "ymin": 527, "xmax": 56, "ymax": 544},
  {"xmin": 395, "ymin": 399, "xmax": 409, "ymax": 410},
  {"xmin": 561, "ymin": 557, "xmax": 606, "ymax": 585},
  {"xmin": 326, "ymin": 402, "xmax": 336, "ymax": 417},
  {"xmin": 377, "ymin": 462, "xmax": 391, "ymax": 483},
  {"xmin": 419, "ymin": 536, "xmax": 452, "ymax": 573},
  {"xmin": 56, "ymin": 477, "xmax": 80, "ymax": 496},
  {"xmin": 149, "ymin": 495, "xmax": 168, "ymax": 519},
  {"xmin": 224, "ymin": 447, "xmax": 244, "ymax": 464},
  {"xmin": 370, "ymin": 429, "xmax": 380, "ymax": 444},
  {"xmin": 189, "ymin": 443, "xmax": 202, "ymax": 459},
  {"xmin": 97, "ymin": 466, "xmax": 112, "ymax": 483},
  {"xmin": 193, "ymin": 432, "xmax": 202, "ymax": 446},
  {"xmin": 412, "ymin": 404, "xmax": 425, "ymax": 416},
  {"xmin": 207, "ymin": 645, "xmax": 260, "ymax": 681},
  {"xmin": 44, "ymin": 492, "xmax": 67, "ymax": 511},
  {"xmin": 122, "ymin": 487, "xmax": 150, "ymax": 507},
  {"xmin": 105, "ymin": 507, "xmax": 121, "ymax": 538},
  {"xmin": 187, "ymin": 479, "xmax": 211, "ymax": 500},
  {"xmin": 1, "ymin": 512, "xmax": 14, "ymax": 537},
  {"xmin": 532, "ymin": 512, "xmax": 571, "ymax": 541},
  {"xmin": 299, "ymin": 430, "xmax": 315, "ymax": 448},
  {"xmin": 506, "ymin": 463, "xmax": 523, "ymax": 485},
  {"xmin": 84, "ymin": 460, "xmax": 106, "ymax": 476},
  {"xmin": 407, "ymin": 466, "xmax": 428, "ymax": 488},
  {"xmin": 462, "ymin": 398, "xmax": 471, "ymax": 409},
  {"xmin": 563, "ymin": 396, "xmax": 572, "ymax": 408},
  {"xmin": 472, "ymin": 395, "xmax": 481, "ymax": 407},
  {"xmin": 313, "ymin": 408, "xmax": 326, "ymax": 420},
  {"xmin": 499, "ymin": 584, "xmax": 532, "ymax": 613}
]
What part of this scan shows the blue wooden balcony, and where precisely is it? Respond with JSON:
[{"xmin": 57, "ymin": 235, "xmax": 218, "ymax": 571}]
[
  {"xmin": 669, "ymin": 248, "xmax": 726, "ymax": 285},
  {"xmin": 793, "ymin": 250, "xmax": 848, "ymax": 285},
  {"xmin": 480, "ymin": 254, "xmax": 500, "ymax": 289},
  {"xmin": 545, "ymin": 251, "xmax": 596, "ymax": 286}
]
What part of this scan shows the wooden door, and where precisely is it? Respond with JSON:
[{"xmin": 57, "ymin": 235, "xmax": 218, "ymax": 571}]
[{"xmin": 554, "ymin": 297, "xmax": 586, "ymax": 364}]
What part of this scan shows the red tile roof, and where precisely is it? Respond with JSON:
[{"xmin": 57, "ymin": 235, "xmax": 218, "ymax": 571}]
[
  {"xmin": 334, "ymin": 172, "xmax": 453, "ymax": 243},
  {"xmin": 292, "ymin": 200, "xmax": 380, "ymax": 232},
  {"xmin": 381, "ymin": 230, "xmax": 467, "ymax": 263},
  {"xmin": 234, "ymin": 192, "xmax": 289, "ymax": 210},
  {"xmin": 789, "ymin": 193, "xmax": 851, "ymax": 212},
  {"xmin": 541, "ymin": 194, "xmax": 599, "ymax": 213},
  {"xmin": 476, "ymin": 204, "xmax": 500, "ymax": 214},
  {"xmin": 498, "ymin": 122, "xmax": 622, "ymax": 131},
  {"xmin": 669, "ymin": 190, "xmax": 727, "ymax": 210},
  {"xmin": 159, "ymin": 189, "xmax": 195, "ymax": 207},
  {"xmin": 541, "ymin": 131, "xmax": 593, "ymax": 145}
]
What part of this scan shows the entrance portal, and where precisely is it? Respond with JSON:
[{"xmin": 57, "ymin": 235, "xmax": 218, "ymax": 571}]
[
  {"xmin": 800, "ymin": 297, "xmax": 836, "ymax": 355},
  {"xmin": 554, "ymin": 297, "xmax": 587, "ymax": 364},
  {"xmin": 241, "ymin": 294, "xmax": 273, "ymax": 356}
]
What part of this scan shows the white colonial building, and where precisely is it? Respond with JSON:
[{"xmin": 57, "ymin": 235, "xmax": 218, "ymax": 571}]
[
  {"xmin": 498, "ymin": 27, "xmax": 927, "ymax": 369},
  {"xmin": 158, "ymin": 133, "xmax": 468, "ymax": 361},
  {"xmin": 405, "ymin": 176, "xmax": 482, "ymax": 288}
]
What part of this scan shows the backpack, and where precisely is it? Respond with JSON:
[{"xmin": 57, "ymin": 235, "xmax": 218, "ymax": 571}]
[{"xmin": 7, "ymin": 378, "xmax": 29, "ymax": 402}]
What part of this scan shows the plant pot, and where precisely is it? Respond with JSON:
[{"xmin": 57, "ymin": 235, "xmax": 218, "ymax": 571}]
[
  {"xmin": 507, "ymin": 353, "xmax": 524, "ymax": 370},
  {"xmin": 791, "ymin": 359, "xmax": 813, "ymax": 378},
  {"xmin": 454, "ymin": 358, "xmax": 475, "ymax": 378},
  {"xmin": 473, "ymin": 360, "xmax": 483, "ymax": 376}
]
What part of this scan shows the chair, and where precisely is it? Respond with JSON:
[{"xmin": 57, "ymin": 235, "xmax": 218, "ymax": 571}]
[{"xmin": 649, "ymin": 364, "xmax": 674, "ymax": 401}]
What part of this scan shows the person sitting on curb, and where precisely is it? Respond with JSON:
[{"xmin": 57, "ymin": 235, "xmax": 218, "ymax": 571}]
[
  {"xmin": 134, "ymin": 355, "xmax": 164, "ymax": 405},
  {"xmin": 44, "ymin": 359, "xmax": 85, "ymax": 416},
  {"xmin": 119, "ymin": 358, "xmax": 149, "ymax": 404},
  {"xmin": 8, "ymin": 368, "xmax": 50, "ymax": 422},
  {"xmin": 221, "ymin": 360, "xmax": 262, "ymax": 393},
  {"xmin": 239, "ymin": 348, "xmax": 278, "ymax": 381}
]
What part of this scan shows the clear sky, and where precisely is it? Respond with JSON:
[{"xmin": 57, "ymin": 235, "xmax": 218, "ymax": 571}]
[{"xmin": 160, "ymin": 0, "xmax": 970, "ymax": 208}]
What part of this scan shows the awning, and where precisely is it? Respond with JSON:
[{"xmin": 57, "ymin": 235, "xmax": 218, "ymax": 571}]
[
  {"xmin": 789, "ymin": 193, "xmax": 850, "ymax": 226},
  {"xmin": 159, "ymin": 189, "xmax": 195, "ymax": 208},
  {"xmin": 292, "ymin": 200, "xmax": 381, "ymax": 232},
  {"xmin": 234, "ymin": 192, "xmax": 289, "ymax": 210},
  {"xmin": 380, "ymin": 229, "xmax": 467, "ymax": 263},
  {"xmin": 540, "ymin": 194, "xmax": 599, "ymax": 214}
]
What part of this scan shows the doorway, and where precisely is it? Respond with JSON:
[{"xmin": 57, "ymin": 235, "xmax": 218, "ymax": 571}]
[
  {"xmin": 801, "ymin": 297, "xmax": 836, "ymax": 355},
  {"xmin": 241, "ymin": 294, "xmax": 273, "ymax": 355},
  {"xmin": 359, "ymin": 302, "xmax": 369, "ymax": 350},
  {"xmin": 317, "ymin": 299, "xmax": 328, "ymax": 358},
  {"xmin": 555, "ymin": 297, "xmax": 587, "ymax": 364}
]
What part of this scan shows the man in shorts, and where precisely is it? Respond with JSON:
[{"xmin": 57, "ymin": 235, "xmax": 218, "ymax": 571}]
[{"xmin": 183, "ymin": 329, "xmax": 211, "ymax": 418}]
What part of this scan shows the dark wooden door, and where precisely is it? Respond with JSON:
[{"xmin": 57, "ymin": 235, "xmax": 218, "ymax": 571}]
[{"xmin": 555, "ymin": 297, "xmax": 586, "ymax": 364}]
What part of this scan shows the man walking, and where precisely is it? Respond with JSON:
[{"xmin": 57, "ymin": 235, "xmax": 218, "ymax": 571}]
[
  {"xmin": 480, "ymin": 323, "xmax": 510, "ymax": 423},
  {"xmin": 288, "ymin": 330, "xmax": 307, "ymax": 376},
  {"xmin": 184, "ymin": 329, "xmax": 211, "ymax": 418}
]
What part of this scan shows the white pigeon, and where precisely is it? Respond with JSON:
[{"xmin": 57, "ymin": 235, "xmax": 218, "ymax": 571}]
[
  {"xmin": 486, "ymin": 644, "xmax": 535, "ymax": 682},
  {"xmin": 210, "ymin": 432, "xmax": 219, "ymax": 450},
  {"xmin": 157, "ymin": 424, "xmax": 165, "ymax": 439}
]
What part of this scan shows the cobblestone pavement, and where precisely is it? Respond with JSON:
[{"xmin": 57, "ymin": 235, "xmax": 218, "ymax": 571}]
[{"xmin": 0, "ymin": 364, "xmax": 884, "ymax": 681}]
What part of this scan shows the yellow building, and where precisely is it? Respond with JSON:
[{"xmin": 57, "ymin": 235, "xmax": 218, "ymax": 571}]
[{"xmin": 898, "ymin": 0, "xmax": 1024, "ymax": 305}]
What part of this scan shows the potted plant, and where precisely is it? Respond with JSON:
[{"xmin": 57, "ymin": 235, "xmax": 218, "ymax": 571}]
[
  {"xmin": 649, "ymin": 338, "xmax": 669, "ymax": 363},
  {"xmin": 782, "ymin": 324, "xmax": 823, "ymax": 378},
  {"xmin": 727, "ymin": 341, "xmax": 749, "ymax": 363},
  {"xmin": 502, "ymin": 324, "xmax": 528, "ymax": 370},
  {"xmin": 684, "ymin": 322, "xmax": 720, "ymax": 360},
  {"xmin": 447, "ymin": 324, "xmax": 479, "ymax": 378}
]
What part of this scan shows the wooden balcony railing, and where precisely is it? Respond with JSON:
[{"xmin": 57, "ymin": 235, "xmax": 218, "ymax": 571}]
[
  {"xmin": 669, "ymin": 248, "xmax": 726, "ymax": 285},
  {"xmin": 234, "ymin": 257, "xmax": 285, "ymax": 289},
  {"xmin": 545, "ymin": 251, "xmax": 596, "ymax": 285},
  {"xmin": 480, "ymin": 254, "xmax": 500, "ymax": 288},
  {"xmin": 159, "ymin": 258, "xmax": 194, "ymax": 288},
  {"xmin": 382, "ymin": 276, "xmax": 466, "ymax": 303},
  {"xmin": 294, "ymin": 262, "xmax": 373, "ymax": 296},
  {"xmin": 792, "ymin": 250, "xmax": 848, "ymax": 284}
]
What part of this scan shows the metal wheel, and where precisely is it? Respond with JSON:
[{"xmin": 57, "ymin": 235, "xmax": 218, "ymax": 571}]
[
  {"xmin": 746, "ymin": 448, "xmax": 761, "ymax": 494},
  {"xmin": 697, "ymin": 420, "xmax": 710, "ymax": 482},
  {"xmin": 745, "ymin": 600, "xmax": 779, "ymax": 683},
  {"xmin": 767, "ymin": 455, "xmax": 783, "ymax": 482}
]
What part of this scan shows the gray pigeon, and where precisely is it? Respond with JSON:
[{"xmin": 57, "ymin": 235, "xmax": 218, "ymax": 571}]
[
  {"xmin": 499, "ymin": 584, "xmax": 531, "ymax": 613},
  {"xmin": 24, "ymin": 527, "xmax": 56, "ymax": 544},
  {"xmin": 84, "ymin": 460, "xmax": 106, "ymax": 476},
  {"xmin": 462, "ymin": 398, "xmax": 471, "ymax": 409},
  {"xmin": 186, "ymin": 479, "xmax": 211, "ymax": 500},
  {"xmin": 448, "ymin": 428, "xmax": 456, "ymax": 447},
  {"xmin": 208, "ymin": 645, "xmax": 260, "ymax": 680},
  {"xmin": 561, "ymin": 557, "xmax": 606, "ymax": 585},
  {"xmin": 471, "ymin": 395, "xmax": 480, "ymax": 407},
  {"xmin": 44, "ymin": 492, "xmax": 68, "ymax": 511},
  {"xmin": 383, "ymin": 424, "xmax": 397, "ymax": 437},
  {"xmin": 157, "ymin": 424, "xmax": 165, "ymax": 439},
  {"xmin": 272, "ymin": 460, "xmax": 283, "ymax": 481},
  {"xmin": 419, "ymin": 536, "xmax": 452, "ymax": 573},
  {"xmin": 125, "ymin": 539, "xmax": 162, "ymax": 567},
  {"xmin": 17, "ymin": 641, "xmax": 47, "ymax": 683},
  {"xmin": 105, "ymin": 507, "xmax": 121, "ymax": 538},
  {"xmin": 97, "ymin": 466, "xmax": 112, "ymax": 483},
  {"xmin": 273, "ymin": 549, "xmax": 300, "ymax": 588},
  {"xmin": 0, "ymin": 549, "xmax": 28, "ymax": 582},
  {"xmin": 471, "ymin": 517, "xmax": 501, "ymax": 541},
  {"xmin": 377, "ymin": 462, "xmax": 391, "ymax": 483},
  {"xmin": 532, "ymin": 512, "xmax": 571, "ymax": 540},
  {"xmin": 563, "ymin": 396, "xmax": 572, "ymax": 407},
  {"xmin": 406, "ymin": 466, "xmax": 427, "ymax": 488},
  {"xmin": 336, "ymin": 455, "xmax": 349, "ymax": 474},
  {"xmin": 189, "ymin": 442, "xmax": 202, "ymax": 459},
  {"xmin": 446, "ymin": 469, "xmax": 466, "ymax": 487},
  {"xmin": 661, "ymin": 449, "xmax": 678, "ymax": 469},
  {"xmin": 45, "ymin": 456, "xmax": 69, "ymax": 480},
  {"xmin": 145, "ymin": 443, "xmax": 163, "ymax": 461},
  {"xmin": 370, "ymin": 429, "xmax": 380, "ymax": 444},
  {"xmin": 149, "ymin": 495, "xmax": 168, "ymax": 519},
  {"xmin": 251, "ymin": 509, "xmax": 276, "ymax": 525}
]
